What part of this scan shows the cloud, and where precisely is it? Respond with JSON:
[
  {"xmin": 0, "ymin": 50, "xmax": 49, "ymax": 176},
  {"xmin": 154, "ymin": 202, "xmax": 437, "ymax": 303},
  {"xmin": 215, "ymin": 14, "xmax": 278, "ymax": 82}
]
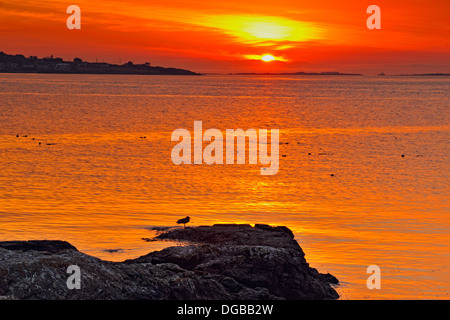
[{"xmin": 195, "ymin": 14, "xmax": 324, "ymax": 45}]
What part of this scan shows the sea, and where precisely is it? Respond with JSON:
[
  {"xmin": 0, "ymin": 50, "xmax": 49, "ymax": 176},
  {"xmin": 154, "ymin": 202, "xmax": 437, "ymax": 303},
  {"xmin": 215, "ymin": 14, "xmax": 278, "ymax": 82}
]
[{"xmin": 0, "ymin": 73, "xmax": 448, "ymax": 299}]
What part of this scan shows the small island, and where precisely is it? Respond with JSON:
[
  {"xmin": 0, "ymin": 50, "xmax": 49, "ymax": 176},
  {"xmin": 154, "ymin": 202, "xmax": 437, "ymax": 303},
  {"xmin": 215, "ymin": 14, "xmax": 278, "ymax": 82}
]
[
  {"xmin": 0, "ymin": 51, "xmax": 200, "ymax": 75},
  {"xmin": 0, "ymin": 224, "xmax": 339, "ymax": 300}
]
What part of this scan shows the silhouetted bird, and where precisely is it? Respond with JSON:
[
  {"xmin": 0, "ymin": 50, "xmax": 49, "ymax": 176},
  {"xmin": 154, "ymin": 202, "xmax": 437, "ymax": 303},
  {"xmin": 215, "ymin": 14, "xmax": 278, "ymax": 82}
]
[{"xmin": 177, "ymin": 216, "xmax": 190, "ymax": 229}]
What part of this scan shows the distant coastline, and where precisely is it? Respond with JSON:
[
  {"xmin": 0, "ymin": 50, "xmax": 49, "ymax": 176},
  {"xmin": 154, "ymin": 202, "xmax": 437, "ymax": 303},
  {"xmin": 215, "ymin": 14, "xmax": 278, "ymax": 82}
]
[
  {"xmin": 228, "ymin": 72, "xmax": 450, "ymax": 76},
  {"xmin": 0, "ymin": 51, "xmax": 200, "ymax": 75},
  {"xmin": 229, "ymin": 71, "xmax": 363, "ymax": 76},
  {"xmin": 395, "ymin": 73, "xmax": 450, "ymax": 76},
  {"xmin": 1, "ymin": 52, "xmax": 448, "ymax": 77}
]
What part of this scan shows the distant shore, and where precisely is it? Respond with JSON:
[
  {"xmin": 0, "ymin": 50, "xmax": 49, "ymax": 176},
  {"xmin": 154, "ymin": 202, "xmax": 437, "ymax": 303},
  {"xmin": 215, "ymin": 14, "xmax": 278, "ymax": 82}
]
[
  {"xmin": 229, "ymin": 71, "xmax": 363, "ymax": 76},
  {"xmin": 0, "ymin": 51, "xmax": 200, "ymax": 75},
  {"xmin": 2, "ymin": 52, "xmax": 448, "ymax": 77},
  {"xmin": 227, "ymin": 72, "xmax": 450, "ymax": 76},
  {"xmin": 395, "ymin": 73, "xmax": 450, "ymax": 76}
]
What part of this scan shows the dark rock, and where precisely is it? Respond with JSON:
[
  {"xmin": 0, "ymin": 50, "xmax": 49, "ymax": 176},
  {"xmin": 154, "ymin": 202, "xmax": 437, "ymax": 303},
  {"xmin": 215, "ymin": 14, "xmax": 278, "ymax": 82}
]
[
  {"xmin": 104, "ymin": 249, "xmax": 123, "ymax": 253},
  {"xmin": 150, "ymin": 226, "xmax": 172, "ymax": 231},
  {"xmin": 141, "ymin": 238, "xmax": 157, "ymax": 242},
  {"xmin": 0, "ymin": 224, "xmax": 339, "ymax": 300},
  {"xmin": 0, "ymin": 240, "xmax": 78, "ymax": 254},
  {"xmin": 131, "ymin": 224, "xmax": 339, "ymax": 300},
  {"xmin": 319, "ymin": 273, "xmax": 339, "ymax": 284},
  {"xmin": 156, "ymin": 224, "xmax": 301, "ymax": 252}
]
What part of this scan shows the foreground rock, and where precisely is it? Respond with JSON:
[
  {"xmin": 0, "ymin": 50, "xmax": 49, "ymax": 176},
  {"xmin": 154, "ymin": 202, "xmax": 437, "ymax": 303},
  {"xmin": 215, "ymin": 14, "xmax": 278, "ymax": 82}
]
[{"xmin": 0, "ymin": 224, "xmax": 339, "ymax": 300}]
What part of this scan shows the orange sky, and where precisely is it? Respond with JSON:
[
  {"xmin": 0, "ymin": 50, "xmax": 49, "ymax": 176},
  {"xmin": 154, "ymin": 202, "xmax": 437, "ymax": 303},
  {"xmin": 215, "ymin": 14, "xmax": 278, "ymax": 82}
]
[{"xmin": 1, "ymin": 0, "xmax": 449, "ymax": 74}]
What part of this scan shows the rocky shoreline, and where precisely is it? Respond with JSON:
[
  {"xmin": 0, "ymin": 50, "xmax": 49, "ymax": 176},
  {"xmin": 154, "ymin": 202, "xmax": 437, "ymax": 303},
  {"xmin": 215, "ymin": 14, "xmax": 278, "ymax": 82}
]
[{"xmin": 0, "ymin": 224, "xmax": 339, "ymax": 300}]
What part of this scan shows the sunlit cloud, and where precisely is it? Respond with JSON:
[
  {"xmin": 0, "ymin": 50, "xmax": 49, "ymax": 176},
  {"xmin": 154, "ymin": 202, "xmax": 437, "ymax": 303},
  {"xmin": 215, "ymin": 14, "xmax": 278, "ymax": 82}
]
[
  {"xmin": 244, "ymin": 54, "xmax": 288, "ymax": 62},
  {"xmin": 198, "ymin": 14, "xmax": 324, "ymax": 45}
]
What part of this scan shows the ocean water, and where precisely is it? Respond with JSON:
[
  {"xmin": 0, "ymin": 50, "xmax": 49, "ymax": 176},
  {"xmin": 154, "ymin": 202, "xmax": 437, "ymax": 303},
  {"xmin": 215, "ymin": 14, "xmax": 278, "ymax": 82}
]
[{"xmin": 0, "ymin": 73, "xmax": 448, "ymax": 299}]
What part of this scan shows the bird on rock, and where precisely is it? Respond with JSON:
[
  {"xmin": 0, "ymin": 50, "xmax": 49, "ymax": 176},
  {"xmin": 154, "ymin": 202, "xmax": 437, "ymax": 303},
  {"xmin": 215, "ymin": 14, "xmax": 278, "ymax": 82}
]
[{"xmin": 176, "ymin": 216, "xmax": 190, "ymax": 229}]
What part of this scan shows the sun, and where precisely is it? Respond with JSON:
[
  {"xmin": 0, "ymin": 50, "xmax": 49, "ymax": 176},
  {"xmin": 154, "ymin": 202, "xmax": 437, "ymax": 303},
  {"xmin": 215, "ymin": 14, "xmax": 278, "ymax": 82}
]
[
  {"xmin": 243, "ymin": 54, "xmax": 287, "ymax": 62},
  {"xmin": 261, "ymin": 54, "xmax": 275, "ymax": 62}
]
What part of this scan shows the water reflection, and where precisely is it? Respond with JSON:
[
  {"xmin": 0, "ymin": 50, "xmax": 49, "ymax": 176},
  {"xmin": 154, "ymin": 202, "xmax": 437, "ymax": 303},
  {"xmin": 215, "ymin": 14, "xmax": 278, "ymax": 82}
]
[{"xmin": 0, "ymin": 74, "xmax": 448, "ymax": 299}]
